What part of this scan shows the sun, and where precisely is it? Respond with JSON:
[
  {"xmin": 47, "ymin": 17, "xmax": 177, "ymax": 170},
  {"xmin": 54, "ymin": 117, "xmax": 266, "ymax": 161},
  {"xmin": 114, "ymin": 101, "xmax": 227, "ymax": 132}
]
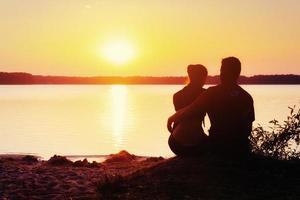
[{"xmin": 101, "ymin": 39, "xmax": 136, "ymax": 65}]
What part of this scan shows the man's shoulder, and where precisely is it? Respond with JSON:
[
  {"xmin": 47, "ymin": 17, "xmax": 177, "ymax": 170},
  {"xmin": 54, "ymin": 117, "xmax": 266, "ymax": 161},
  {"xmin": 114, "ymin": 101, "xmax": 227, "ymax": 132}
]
[
  {"xmin": 237, "ymin": 85, "xmax": 253, "ymax": 102},
  {"xmin": 206, "ymin": 84, "xmax": 253, "ymax": 101},
  {"xmin": 206, "ymin": 85, "xmax": 221, "ymax": 94},
  {"xmin": 207, "ymin": 85, "xmax": 220, "ymax": 90}
]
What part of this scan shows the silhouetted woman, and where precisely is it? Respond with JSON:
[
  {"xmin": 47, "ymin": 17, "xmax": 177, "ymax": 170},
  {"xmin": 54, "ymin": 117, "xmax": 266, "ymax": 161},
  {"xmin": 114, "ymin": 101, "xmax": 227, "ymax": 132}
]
[{"xmin": 168, "ymin": 64, "xmax": 208, "ymax": 156}]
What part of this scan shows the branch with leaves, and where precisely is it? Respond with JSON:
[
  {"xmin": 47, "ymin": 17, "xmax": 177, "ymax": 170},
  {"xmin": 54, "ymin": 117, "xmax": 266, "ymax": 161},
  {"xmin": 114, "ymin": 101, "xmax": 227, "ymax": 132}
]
[{"xmin": 250, "ymin": 104, "xmax": 300, "ymax": 160}]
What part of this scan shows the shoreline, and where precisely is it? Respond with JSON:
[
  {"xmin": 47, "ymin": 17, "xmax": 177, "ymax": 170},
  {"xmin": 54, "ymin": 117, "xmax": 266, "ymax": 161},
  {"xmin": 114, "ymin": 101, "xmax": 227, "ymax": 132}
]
[{"xmin": 1, "ymin": 72, "xmax": 300, "ymax": 85}]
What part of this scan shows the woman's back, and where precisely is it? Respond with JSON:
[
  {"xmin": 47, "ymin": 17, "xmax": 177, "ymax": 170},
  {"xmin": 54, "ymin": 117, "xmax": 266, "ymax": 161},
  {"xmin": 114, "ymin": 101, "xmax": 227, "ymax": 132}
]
[{"xmin": 172, "ymin": 84, "xmax": 206, "ymax": 146}]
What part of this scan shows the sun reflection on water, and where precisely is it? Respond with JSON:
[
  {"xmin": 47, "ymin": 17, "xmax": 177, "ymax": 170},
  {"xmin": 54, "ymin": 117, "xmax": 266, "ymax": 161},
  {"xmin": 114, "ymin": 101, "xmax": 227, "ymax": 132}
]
[{"xmin": 110, "ymin": 85, "xmax": 128, "ymax": 151}]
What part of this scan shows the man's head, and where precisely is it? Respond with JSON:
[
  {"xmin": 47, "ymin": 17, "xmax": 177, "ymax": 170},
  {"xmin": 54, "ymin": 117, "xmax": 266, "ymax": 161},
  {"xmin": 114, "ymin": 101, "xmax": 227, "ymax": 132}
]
[
  {"xmin": 220, "ymin": 57, "xmax": 241, "ymax": 84},
  {"xmin": 187, "ymin": 64, "xmax": 207, "ymax": 86}
]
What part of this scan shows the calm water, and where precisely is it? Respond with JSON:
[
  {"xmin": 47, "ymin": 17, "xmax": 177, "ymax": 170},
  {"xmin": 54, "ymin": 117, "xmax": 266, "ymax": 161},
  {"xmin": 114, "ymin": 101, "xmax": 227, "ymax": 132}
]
[{"xmin": 0, "ymin": 85, "xmax": 299, "ymax": 159}]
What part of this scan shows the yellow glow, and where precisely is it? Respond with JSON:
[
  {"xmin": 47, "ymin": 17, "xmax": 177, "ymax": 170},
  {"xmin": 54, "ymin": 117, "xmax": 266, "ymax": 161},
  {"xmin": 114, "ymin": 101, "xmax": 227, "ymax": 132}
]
[
  {"xmin": 101, "ymin": 39, "xmax": 136, "ymax": 65},
  {"xmin": 1, "ymin": 1, "xmax": 300, "ymax": 75},
  {"xmin": 111, "ymin": 85, "xmax": 128, "ymax": 150}
]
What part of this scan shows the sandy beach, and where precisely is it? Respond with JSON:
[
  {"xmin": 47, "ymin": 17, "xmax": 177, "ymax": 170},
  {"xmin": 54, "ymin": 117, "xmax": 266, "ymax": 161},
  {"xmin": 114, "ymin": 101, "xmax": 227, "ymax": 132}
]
[{"xmin": 0, "ymin": 151, "xmax": 164, "ymax": 199}]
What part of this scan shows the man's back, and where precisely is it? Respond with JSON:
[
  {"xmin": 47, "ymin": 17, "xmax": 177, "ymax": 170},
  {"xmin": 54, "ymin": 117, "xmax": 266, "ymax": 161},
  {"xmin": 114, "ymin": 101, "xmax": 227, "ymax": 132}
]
[{"xmin": 205, "ymin": 84, "xmax": 254, "ymax": 152}]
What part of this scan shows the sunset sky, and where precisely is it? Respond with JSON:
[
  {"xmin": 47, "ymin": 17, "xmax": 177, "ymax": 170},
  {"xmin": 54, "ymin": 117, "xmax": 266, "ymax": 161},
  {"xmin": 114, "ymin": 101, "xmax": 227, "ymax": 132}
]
[{"xmin": 0, "ymin": 0, "xmax": 300, "ymax": 76}]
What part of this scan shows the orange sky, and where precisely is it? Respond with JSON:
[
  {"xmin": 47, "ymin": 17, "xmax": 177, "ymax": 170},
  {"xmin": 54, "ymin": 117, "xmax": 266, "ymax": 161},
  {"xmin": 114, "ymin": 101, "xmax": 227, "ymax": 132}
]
[{"xmin": 0, "ymin": 0, "xmax": 300, "ymax": 76}]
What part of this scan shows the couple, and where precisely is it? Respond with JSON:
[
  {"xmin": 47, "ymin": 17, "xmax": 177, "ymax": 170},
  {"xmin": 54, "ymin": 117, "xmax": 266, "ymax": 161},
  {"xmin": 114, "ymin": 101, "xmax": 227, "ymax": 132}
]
[{"xmin": 167, "ymin": 57, "xmax": 255, "ymax": 157}]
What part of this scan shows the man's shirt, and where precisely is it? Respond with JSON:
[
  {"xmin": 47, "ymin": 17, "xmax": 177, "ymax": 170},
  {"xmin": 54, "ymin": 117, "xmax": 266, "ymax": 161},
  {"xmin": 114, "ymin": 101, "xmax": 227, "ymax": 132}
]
[{"xmin": 204, "ymin": 84, "xmax": 255, "ymax": 141}]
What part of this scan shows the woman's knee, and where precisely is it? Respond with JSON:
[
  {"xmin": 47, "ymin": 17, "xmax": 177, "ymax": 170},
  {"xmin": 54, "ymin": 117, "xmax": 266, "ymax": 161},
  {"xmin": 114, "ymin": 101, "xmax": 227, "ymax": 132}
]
[{"xmin": 168, "ymin": 135, "xmax": 186, "ymax": 156}]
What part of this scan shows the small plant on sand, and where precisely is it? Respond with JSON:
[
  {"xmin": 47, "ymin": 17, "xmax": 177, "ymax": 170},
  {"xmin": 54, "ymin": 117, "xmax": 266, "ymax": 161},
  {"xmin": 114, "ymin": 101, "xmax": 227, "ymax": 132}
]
[{"xmin": 250, "ymin": 104, "xmax": 300, "ymax": 160}]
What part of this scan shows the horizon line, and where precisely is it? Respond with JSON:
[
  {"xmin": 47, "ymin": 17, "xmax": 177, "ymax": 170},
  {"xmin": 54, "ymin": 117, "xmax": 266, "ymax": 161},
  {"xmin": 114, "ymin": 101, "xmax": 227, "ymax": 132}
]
[{"xmin": 1, "ymin": 71, "xmax": 300, "ymax": 78}]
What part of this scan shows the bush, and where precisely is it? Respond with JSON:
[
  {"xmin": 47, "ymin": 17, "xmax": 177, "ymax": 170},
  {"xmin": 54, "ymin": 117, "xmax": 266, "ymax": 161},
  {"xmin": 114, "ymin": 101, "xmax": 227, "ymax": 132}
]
[{"xmin": 250, "ymin": 104, "xmax": 300, "ymax": 160}]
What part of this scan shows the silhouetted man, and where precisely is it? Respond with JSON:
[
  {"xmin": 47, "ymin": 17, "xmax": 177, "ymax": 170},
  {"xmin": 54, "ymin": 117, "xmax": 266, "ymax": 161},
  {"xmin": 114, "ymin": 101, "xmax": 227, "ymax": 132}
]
[
  {"xmin": 169, "ymin": 64, "xmax": 208, "ymax": 156},
  {"xmin": 168, "ymin": 57, "xmax": 255, "ymax": 156}
]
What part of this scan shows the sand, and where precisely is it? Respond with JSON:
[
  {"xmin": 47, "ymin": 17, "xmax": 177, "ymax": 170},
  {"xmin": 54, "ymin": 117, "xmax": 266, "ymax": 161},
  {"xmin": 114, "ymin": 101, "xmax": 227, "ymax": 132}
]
[{"xmin": 0, "ymin": 151, "xmax": 164, "ymax": 199}]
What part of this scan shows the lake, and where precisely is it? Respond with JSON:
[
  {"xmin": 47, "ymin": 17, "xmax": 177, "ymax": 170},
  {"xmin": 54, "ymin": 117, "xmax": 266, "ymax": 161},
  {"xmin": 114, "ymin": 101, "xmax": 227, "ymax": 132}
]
[{"xmin": 0, "ymin": 85, "xmax": 299, "ymax": 159}]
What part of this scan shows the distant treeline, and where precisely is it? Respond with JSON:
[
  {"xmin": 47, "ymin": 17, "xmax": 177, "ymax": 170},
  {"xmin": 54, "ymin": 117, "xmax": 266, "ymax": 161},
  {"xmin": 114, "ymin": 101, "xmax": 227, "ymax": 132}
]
[{"xmin": 0, "ymin": 72, "xmax": 300, "ymax": 85}]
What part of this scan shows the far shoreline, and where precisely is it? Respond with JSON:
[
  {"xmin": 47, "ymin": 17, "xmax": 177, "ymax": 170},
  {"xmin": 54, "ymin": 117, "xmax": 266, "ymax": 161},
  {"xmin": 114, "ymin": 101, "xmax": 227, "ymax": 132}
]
[
  {"xmin": 1, "ymin": 83, "xmax": 300, "ymax": 85},
  {"xmin": 1, "ymin": 72, "xmax": 300, "ymax": 84}
]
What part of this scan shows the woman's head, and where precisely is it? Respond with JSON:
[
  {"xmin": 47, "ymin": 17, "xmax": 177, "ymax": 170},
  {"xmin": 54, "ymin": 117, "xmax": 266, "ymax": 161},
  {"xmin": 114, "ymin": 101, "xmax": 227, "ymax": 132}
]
[{"xmin": 187, "ymin": 64, "xmax": 208, "ymax": 86}]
